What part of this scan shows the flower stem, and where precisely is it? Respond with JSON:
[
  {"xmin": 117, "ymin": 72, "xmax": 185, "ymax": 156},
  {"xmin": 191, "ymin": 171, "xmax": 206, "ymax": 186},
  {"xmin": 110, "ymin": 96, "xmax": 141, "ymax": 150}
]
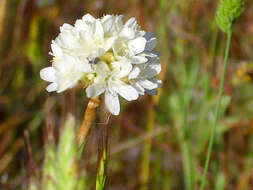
[
  {"xmin": 96, "ymin": 121, "xmax": 109, "ymax": 190},
  {"xmin": 96, "ymin": 147, "xmax": 107, "ymax": 190},
  {"xmin": 77, "ymin": 97, "xmax": 100, "ymax": 145},
  {"xmin": 200, "ymin": 31, "xmax": 232, "ymax": 190}
]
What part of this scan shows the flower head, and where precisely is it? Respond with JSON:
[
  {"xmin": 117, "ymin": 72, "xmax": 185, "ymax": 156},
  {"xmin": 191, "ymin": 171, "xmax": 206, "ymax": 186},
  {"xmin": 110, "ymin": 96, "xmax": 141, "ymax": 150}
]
[
  {"xmin": 216, "ymin": 0, "xmax": 245, "ymax": 33},
  {"xmin": 40, "ymin": 14, "xmax": 161, "ymax": 115}
]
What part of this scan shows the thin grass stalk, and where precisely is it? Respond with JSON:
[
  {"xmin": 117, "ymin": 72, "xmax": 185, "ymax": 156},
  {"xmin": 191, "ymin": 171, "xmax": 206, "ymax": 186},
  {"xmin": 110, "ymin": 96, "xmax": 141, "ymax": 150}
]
[
  {"xmin": 176, "ymin": 0, "xmax": 196, "ymax": 187},
  {"xmin": 180, "ymin": 59, "xmax": 199, "ymax": 190},
  {"xmin": 194, "ymin": 18, "xmax": 218, "ymax": 158},
  {"xmin": 179, "ymin": 90, "xmax": 195, "ymax": 190},
  {"xmin": 200, "ymin": 31, "xmax": 232, "ymax": 190},
  {"xmin": 139, "ymin": 104, "xmax": 155, "ymax": 190},
  {"xmin": 180, "ymin": 139, "xmax": 194, "ymax": 190}
]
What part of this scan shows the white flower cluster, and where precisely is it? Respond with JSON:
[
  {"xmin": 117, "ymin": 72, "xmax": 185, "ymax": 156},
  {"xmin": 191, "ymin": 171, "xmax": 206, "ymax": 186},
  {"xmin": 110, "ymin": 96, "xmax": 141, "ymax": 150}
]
[{"xmin": 40, "ymin": 14, "xmax": 161, "ymax": 115}]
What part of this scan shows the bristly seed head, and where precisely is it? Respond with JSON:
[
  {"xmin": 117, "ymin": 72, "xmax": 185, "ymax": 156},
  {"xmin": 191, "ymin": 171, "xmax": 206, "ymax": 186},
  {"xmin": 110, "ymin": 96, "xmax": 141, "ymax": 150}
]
[{"xmin": 215, "ymin": 0, "xmax": 245, "ymax": 33}]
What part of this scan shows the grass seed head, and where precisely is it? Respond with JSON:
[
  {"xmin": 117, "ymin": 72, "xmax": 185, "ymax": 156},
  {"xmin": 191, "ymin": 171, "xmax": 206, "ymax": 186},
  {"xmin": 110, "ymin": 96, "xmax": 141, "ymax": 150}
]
[{"xmin": 215, "ymin": 0, "xmax": 245, "ymax": 33}]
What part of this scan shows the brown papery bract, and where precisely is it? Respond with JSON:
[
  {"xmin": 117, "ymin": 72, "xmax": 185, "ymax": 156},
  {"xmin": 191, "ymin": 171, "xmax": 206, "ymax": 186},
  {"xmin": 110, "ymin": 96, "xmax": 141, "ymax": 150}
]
[{"xmin": 77, "ymin": 97, "xmax": 100, "ymax": 145}]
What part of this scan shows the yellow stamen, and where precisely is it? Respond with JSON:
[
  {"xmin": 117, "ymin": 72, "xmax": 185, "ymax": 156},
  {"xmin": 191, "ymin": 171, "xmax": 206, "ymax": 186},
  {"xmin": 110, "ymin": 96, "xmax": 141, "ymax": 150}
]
[
  {"xmin": 80, "ymin": 73, "xmax": 96, "ymax": 87},
  {"xmin": 99, "ymin": 52, "xmax": 115, "ymax": 64}
]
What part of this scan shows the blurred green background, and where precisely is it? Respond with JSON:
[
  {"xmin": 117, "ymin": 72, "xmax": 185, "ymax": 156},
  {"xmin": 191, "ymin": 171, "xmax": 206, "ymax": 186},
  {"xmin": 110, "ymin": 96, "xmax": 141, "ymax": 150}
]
[{"xmin": 1, "ymin": 0, "xmax": 253, "ymax": 189}]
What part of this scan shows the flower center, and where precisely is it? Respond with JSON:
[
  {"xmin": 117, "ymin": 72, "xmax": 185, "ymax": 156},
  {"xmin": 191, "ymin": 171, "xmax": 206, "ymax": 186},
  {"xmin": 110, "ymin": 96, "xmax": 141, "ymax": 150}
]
[
  {"xmin": 99, "ymin": 52, "xmax": 116, "ymax": 64},
  {"xmin": 79, "ymin": 73, "xmax": 97, "ymax": 87}
]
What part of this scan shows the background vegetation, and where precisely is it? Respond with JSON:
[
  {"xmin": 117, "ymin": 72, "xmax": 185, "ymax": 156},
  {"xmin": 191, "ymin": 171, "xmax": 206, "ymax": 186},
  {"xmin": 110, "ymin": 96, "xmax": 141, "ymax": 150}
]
[{"xmin": 0, "ymin": 0, "xmax": 253, "ymax": 189}]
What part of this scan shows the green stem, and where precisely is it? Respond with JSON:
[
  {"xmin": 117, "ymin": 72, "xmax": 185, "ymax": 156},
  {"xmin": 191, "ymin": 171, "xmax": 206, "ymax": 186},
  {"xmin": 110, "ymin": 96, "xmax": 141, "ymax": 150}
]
[
  {"xmin": 96, "ymin": 118, "xmax": 109, "ymax": 190},
  {"xmin": 180, "ymin": 60, "xmax": 199, "ymax": 190},
  {"xmin": 179, "ymin": 98, "xmax": 195, "ymax": 190},
  {"xmin": 180, "ymin": 139, "xmax": 195, "ymax": 190},
  {"xmin": 180, "ymin": 98, "xmax": 194, "ymax": 190},
  {"xmin": 96, "ymin": 147, "xmax": 107, "ymax": 190},
  {"xmin": 200, "ymin": 31, "xmax": 232, "ymax": 190}
]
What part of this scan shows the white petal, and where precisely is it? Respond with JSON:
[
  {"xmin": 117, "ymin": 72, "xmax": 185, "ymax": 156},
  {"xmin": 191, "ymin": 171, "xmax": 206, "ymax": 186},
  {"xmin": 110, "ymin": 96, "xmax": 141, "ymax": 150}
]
[
  {"xmin": 114, "ymin": 15, "xmax": 123, "ymax": 27},
  {"xmin": 146, "ymin": 38, "xmax": 157, "ymax": 51},
  {"xmin": 57, "ymin": 80, "xmax": 77, "ymax": 93},
  {"xmin": 139, "ymin": 79, "xmax": 158, "ymax": 90},
  {"xmin": 93, "ymin": 20, "xmax": 104, "ymax": 40},
  {"xmin": 101, "ymin": 15, "xmax": 113, "ymax": 22},
  {"xmin": 113, "ymin": 84, "xmax": 139, "ymax": 101},
  {"xmin": 143, "ymin": 63, "xmax": 161, "ymax": 78},
  {"xmin": 74, "ymin": 19, "xmax": 89, "ymax": 31},
  {"xmin": 82, "ymin": 14, "xmax": 96, "ymax": 23},
  {"xmin": 128, "ymin": 37, "xmax": 146, "ymax": 55},
  {"xmin": 147, "ymin": 56, "xmax": 159, "ymax": 64},
  {"xmin": 144, "ymin": 32, "xmax": 157, "ymax": 51},
  {"xmin": 60, "ymin": 23, "xmax": 74, "ymax": 32},
  {"xmin": 132, "ymin": 83, "xmax": 145, "ymax": 95},
  {"xmin": 86, "ymin": 84, "xmax": 105, "ymax": 98},
  {"xmin": 129, "ymin": 67, "xmax": 141, "ymax": 79},
  {"xmin": 131, "ymin": 56, "xmax": 148, "ymax": 64},
  {"xmin": 40, "ymin": 67, "xmax": 56, "ymax": 82},
  {"xmin": 114, "ymin": 61, "xmax": 132, "ymax": 78},
  {"xmin": 104, "ymin": 37, "xmax": 116, "ymax": 51},
  {"xmin": 46, "ymin": 83, "xmax": 58, "ymax": 92},
  {"xmin": 139, "ymin": 51, "xmax": 159, "ymax": 58},
  {"xmin": 94, "ymin": 62, "xmax": 110, "ymax": 75},
  {"xmin": 125, "ymin": 17, "xmax": 137, "ymax": 28},
  {"xmin": 145, "ymin": 88, "xmax": 158, "ymax": 95},
  {"xmin": 150, "ymin": 78, "xmax": 162, "ymax": 87},
  {"xmin": 77, "ymin": 59, "xmax": 93, "ymax": 73},
  {"xmin": 54, "ymin": 55, "xmax": 75, "ymax": 72},
  {"xmin": 143, "ymin": 32, "xmax": 155, "ymax": 40},
  {"xmin": 105, "ymin": 91, "xmax": 120, "ymax": 115},
  {"xmin": 57, "ymin": 32, "xmax": 78, "ymax": 49},
  {"xmin": 101, "ymin": 15, "xmax": 115, "ymax": 33},
  {"xmin": 51, "ymin": 41, "xmax": 62, "ymax": 57},
  {"xmin": 119, "ymin": 27, "xmax": 135, "ymax": 39}
]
